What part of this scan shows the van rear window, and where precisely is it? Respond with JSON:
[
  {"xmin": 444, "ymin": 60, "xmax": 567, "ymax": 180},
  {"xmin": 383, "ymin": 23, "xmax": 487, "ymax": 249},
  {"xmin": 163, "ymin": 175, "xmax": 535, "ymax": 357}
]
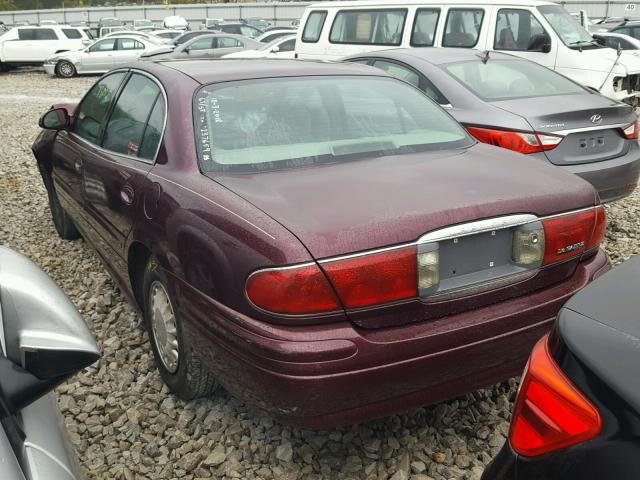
[
  {"xmin": 330, "ymin": 9, "xmax": 406, "ymax": 46},
  {"xmin": 302, "ymin": 10, "xmax": 327, "ymax": 43}
]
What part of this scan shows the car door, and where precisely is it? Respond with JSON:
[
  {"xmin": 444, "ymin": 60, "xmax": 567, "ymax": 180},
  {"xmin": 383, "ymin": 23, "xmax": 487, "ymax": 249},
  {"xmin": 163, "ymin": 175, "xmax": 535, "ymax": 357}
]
[
  {"xmin": 491, "ymin": 8, "xmax": 558, "ymax": 70},
  {"xmin": 81, "ymin": 38, "xmax": 116, "ymax": 71},
  {"xmin": 113, "ymin": 38, "xmax": 146, "ymax": 65},
  {"xmin": 51, "ymin": 72, "xmax": 127, "ymax": 230},
  {"xmin": 271, "ymin": 37, "xmax": 296, "ymax": 58},
  {"xmin": 82, "ymin": 72, "xmax": 165, "ymax": 256},
  {"xmin": 2, "ymin": 28, "xmax": 48, "ymax": 62},
  {"xmin": 182, "ymin": 36, "xmax": 216, "ymax": 58},
  {"xmin": 212, "ymin": 36, "xmax": 244, "ymax": 57}
]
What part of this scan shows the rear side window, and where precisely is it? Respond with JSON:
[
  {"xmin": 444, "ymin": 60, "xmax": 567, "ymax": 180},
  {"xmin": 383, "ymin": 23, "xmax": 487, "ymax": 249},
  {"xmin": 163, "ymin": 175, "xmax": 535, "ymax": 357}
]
[
  {"xmin": 411, "ymin": 8, "xmax": 439, "ymax": 46},
  {"xmin": 193, "ymin": 76, "xmax": 471, "ymax": 173},
  {"xmin": 18, "ymin": 29, "xmax": 38, "ymax": 40},
  {"xmin": 445, "ymin": 59, "xmax": 585, "ymax": 100},
  {"xmin": 302, "ymin": 10, "xmax": 327, "ymax": 43},
  {"xmin": 443, "ymin": 9, "xmax": 484, "ymax": 48},
  {"xmin": 102, "ymin": 74, "xmax": 161, "ymax": 159},
  {"xmin": 89, "ymin": 39, "xmax": 116, "ymax": 52},
  {"xmin": 330, "ymin": 9, "xmax": 406, "ymax": 46},
  {"xmin": 35, "ymin": 28, "xmax": 58, "ymax": 40},
  {"xmin": 189, "ymin": 37, "xmax": 215, "ymax": 50},
  {"xmin": 494, "ymin": 9, "xmax": 547, "ymax": 51},
  {"xmin": 117, "ymin": 38, "xmax": 144, "ymax": 50},
  {"xmin": 217, "ymin": 37, "xmax": 242, "ymax": 48},
  {"xmin": 62, "ymin": 28, "xmax": 82, "ymax": 39},
  {"xmin": 74, "ymin": 72, "xmax": 126, "ymax": 144},
  {"xmin": 139, "ymin": 95, "xmax": 166, "ymax": 161}
]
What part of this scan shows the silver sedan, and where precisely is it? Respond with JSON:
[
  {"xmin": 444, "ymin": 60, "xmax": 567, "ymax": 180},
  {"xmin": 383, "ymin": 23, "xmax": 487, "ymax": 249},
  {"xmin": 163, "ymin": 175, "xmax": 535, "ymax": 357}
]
[
  {"xmin": 141, "ymin": 33, "xmax": 261, "ymax": 61},
  {"xmin": 44, "ymin": 35, "xmax": 162, "ymax": 78}
]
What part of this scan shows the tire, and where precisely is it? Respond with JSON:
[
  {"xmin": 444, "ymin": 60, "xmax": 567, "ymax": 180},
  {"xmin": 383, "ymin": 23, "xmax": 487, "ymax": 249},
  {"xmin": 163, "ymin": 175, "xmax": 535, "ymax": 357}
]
[
  {"xmin": 143, "ymin": 257, "xmax": 218, "ymax": 400},
  {"xmin": 56, "ymin": 60, "xmax": 76, "ymax": 78},
  {"xmin": 45, "ymin": 176, "xmax": 80, "ymax": 240},
  {"xmin": 0, "ymin": 62, "xmax": 9, "ymax": 73}
]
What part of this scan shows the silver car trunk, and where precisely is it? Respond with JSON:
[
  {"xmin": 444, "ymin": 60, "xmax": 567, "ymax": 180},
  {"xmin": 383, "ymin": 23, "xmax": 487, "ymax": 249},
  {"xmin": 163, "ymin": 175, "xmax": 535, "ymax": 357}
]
[{"xmin": 492, "ymin": 94, "xmax": 636, "ymax": 166}]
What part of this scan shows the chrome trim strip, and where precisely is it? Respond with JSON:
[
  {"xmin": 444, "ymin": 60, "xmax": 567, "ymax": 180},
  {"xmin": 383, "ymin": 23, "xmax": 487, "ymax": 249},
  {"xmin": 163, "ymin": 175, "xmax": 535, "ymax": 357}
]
[
  {"xmin": 551, "ymin": 122, "xmax": 628, "ymax": 136},
  {"xmin": 423, "ymin": 270, "xmax": 537, "ymax": 303},
  {"xmin": 417, "ymin": 214, "xmax": 538, "ymax": 244},
  {"xmin": 319, "ymin": 243, "xmax": 413, "ymax": 264}
]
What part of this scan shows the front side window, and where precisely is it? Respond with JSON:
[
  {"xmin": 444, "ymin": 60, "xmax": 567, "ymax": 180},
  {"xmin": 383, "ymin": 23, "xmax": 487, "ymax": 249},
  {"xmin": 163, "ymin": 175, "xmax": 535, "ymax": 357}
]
[
  {"xmin": 217, "ymin": 37, "xmax": 242, "ymax": 48},
  {"xmin": 89, "ymin": 39, "xmax": 116, "ymax": 52},
  {"xmin": 445, "ymin": 59, "xmax": 585, "ymax": 100},
  {"xmin": 411, "ymin": 9, "xmax": 439, "ymax": 47},
  {"xmin": 494, "ymin": 9, "xmax": 548, "ymax": 51},
  {"xmin": 194, "ymin": 76, "xmax": 471, "ymax": 173},
  {"xmin": 102, "ymin": 74, "xmax": 161, "ymax": 159},
  {"xmin": 189, "ymin": 37, "xmax": 215, "ymax": 50},
  {"xmin": 443, "ymin": 9, "xmax": 484, "ymax": 48},
  {"xmin": 62, "ymin": 28, "xmax": 82, "ymax": 39},
  {"xmin": 73, "ymin": 72, "xmax": 126, "ymax": 144},
  {"xmin": 278, "ymin": 38, "xmax": 296, "ymax": 52},
  {"xmin": 538, "ymin": 5, "xmax": 598, "ymax": 48},
  {"xmin": 117, "ymin": 38, "xmax": 144, "ymax": 50},
  {"xmin": 330, "ymin": 9, "xmax": 406, "ymax": 46},
  {"xmin": 302, "ymin": 10, "xmax": 327, "ymax": 43},
  {"xmin": 372, "ymin": 60, "xmax": 420, "ymax": 88}
]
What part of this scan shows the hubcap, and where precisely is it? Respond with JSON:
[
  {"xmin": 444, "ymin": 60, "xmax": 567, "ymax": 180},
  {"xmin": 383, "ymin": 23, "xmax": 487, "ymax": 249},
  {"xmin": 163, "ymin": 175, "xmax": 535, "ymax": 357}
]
[
  {"xmin": 60, "ymin": 62, "xmax": 73, "ymax": 76},
  {"xmin": 149, "ymin": 281, "xmax": 179, "ymax": 373}
]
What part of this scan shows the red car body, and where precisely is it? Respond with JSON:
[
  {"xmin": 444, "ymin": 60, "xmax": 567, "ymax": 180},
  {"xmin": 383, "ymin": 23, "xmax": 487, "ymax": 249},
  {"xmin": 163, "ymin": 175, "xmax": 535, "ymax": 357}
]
[{"xmin": 33, "ymin": 60, "xmax": 610, "ymax": 428}]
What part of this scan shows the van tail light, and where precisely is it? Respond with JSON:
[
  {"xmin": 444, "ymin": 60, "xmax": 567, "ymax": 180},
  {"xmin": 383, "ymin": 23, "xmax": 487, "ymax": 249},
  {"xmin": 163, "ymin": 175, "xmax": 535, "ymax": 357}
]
[
  {"xmin": 510, "ymin": 333, "xmax": 602, "ymax": 457},
  {"xmin": 246, "ymin": 263, "xmax": 341, "ymax": 315},
  {"xmin": 541, "ymin": 206, "xmax": 606, "ymax": 265},
  {"xmin": 467, "ymin": 126, "xmax": 564, "ymax": 154},
  {"xmin": 622, "ymin": 122, "xmax": 638, "ymax": 140}
]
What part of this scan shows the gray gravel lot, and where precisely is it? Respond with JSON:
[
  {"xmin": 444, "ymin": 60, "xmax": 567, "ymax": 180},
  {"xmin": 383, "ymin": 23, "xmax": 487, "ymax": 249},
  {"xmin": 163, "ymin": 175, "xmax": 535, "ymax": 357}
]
[{"xmin": 0, "ymin": 69, "xmax": 638, "ymax": 480}]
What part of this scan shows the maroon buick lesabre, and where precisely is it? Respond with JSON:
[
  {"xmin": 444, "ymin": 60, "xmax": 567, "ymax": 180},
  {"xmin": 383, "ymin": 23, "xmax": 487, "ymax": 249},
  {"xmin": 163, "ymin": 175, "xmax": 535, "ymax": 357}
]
[{"xmin": 33, "ymin": 60, "xmax": 610, "ymax": 428}]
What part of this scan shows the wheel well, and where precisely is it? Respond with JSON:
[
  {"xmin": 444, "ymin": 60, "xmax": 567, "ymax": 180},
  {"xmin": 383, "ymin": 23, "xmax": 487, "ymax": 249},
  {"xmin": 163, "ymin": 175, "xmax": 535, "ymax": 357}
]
[
  {"xmin": 128, "ymin": 242, "xmax": 152, "ymax": 309},
  {"xmin": 54, "ymin": 49, "xmax": 69, "ymax": 54}
]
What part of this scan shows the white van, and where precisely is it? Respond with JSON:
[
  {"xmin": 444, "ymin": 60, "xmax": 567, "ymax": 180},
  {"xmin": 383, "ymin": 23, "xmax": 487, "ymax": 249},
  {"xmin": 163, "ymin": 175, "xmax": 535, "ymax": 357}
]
[
  {"xmin": 0, "ymin": 26, "xmax": 90, "ymax": 70},
  {"xmin": 295, "ymin": 0, "xmax": 640, "ymax": 104},
  {"xmin": 163, "ymin": 16, "xmax": 190, "ymax": 31}
]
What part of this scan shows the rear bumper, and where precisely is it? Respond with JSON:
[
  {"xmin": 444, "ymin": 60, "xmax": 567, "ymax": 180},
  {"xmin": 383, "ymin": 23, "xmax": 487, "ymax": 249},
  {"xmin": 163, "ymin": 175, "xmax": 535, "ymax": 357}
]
[
  {"xmin": 43, "ymin": 64, "xmax": 56, "ymax": 76},
  {"xmin": 173, "ymin": 250, "xmax": 610, "ymax": 429},
  {"xmin": 561, "ymin": 144, "xmax": 640, "ymax": 203}
]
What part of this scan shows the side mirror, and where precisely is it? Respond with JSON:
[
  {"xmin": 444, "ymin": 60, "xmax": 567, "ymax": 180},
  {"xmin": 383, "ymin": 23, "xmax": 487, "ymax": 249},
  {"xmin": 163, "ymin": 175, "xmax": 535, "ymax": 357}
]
[
  {"xmin": 184, "ymin": 46, "xmax": 190, "ymax": 54},
  {"xmin": 542, "ymin": 38, "xmax": 552, "ymax": 53},
  {"xmin": 39, "ymin": 107, "xmax": 70, "ymax": 130},
  {"xmin": 0, "ymin": 247, "xmax": 100, "ymax": 414},
  {"xmin": 271, "ymin": 46, "xmax": 280, "ymax": 53}
]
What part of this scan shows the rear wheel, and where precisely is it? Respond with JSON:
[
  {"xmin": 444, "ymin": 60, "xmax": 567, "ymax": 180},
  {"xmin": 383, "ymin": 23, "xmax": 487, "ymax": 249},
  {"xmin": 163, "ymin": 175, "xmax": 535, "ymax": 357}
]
[
  {"xmin": 0, "ymin": 62, "xmax": 9, "ymax": 73},
  {"xmin": 56, "ymin": 61, "xmax": 76, "ymax": 78},
  {"xmin": 143, "ymin": 257, "xmax": 218, "ymax": 400}
]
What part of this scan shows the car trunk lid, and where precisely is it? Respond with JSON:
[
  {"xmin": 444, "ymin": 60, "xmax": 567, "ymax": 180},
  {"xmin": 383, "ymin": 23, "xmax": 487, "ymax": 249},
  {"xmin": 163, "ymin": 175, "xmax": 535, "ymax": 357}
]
[{"xmin": 492, "ymin": 93, "xmax": 636, "ymax": 166}]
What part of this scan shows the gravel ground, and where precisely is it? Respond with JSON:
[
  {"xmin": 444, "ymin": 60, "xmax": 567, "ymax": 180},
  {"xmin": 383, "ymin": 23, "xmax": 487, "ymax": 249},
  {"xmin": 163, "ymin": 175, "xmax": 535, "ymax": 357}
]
[{"xmin": 1, "ymin": 69, "xmax": 638, "ymax": 480}]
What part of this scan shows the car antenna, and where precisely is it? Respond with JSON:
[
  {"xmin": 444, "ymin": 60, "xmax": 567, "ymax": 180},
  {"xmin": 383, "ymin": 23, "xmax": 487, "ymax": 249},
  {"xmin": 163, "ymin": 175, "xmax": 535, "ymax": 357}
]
[{"xmin": 478, "ymin": 50, "xmax": 490, "ymax": 64}]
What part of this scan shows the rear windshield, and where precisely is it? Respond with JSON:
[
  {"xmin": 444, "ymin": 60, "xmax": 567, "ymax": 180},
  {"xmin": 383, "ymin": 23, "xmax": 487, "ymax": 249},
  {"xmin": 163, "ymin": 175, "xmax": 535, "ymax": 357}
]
[
  {"xmin": 194, "ymin": 76, "xmax": 471, "ymax": 173},
  {"xmin": 444, "ymin": 59, "xmax": 586, "ymax": 101}
]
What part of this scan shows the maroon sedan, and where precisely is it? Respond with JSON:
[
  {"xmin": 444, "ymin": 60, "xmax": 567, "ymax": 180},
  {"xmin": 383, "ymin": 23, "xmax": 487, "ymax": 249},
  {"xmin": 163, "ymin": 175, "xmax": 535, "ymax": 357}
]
[{"xmin": 33, "ymin": 60, "xmax": 610, "ymax": 428}]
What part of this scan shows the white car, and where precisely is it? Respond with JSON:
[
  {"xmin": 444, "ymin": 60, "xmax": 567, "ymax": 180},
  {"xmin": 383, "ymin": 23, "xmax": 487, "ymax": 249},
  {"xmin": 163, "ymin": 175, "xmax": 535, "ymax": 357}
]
[
  {"xmin": 152, "ymin": 29, "xmax": 183, "ymax": 40},
  {"xmin": 0, "ymin": 25, "xmax": 90, "ymax": 71},
  {"xmin": 223, "ymin": 34, "xmax": 296, "ymax": 59},
  {"xmin": 256, "ymin": 28, "xmax": 297, "ymax": 43},
  {"xmin": 101, "ymin": 30, "xmax": 168, "ymax": 45},
  {"xmin": 44, "ymin": 35, "xmax": 161, "ymax": 77},
  {"xmin": 593, "ymin": 32, "xmax": 640, "ymax": 53},
  {"xmin": 201, "ymin": 18, "xmax": 224, "ymax": 30},
  {"xmin": 163, "ymin": 15, "xmax": 189, "ymax": 31}
]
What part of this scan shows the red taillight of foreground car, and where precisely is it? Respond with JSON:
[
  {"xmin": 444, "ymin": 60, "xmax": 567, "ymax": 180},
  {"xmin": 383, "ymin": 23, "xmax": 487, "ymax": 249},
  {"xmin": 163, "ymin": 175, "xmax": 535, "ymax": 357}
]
[
  {"xmin": 467, "ymin": 126, "xmax": 564, "ymax": 154},
  {"xmin": 246, "ymin": 246, "xmax": 418, "ymax": 314},
  {"xmin": 246, "ymin": 263, "xmax": 341, "ymax": 315},
  {"xmin": 510, "ymin": 333, "xmax": 602, "ymax": 457},
  {"xmin": 541, "ymin": 206, "xmax": 606, "ymax": 265},
  {"xmin": 622, "ymin": 122, "xmax": 639, "ymax": 140},
  {"xmin": 320, "ymin": 246, "xmax": 418, "ymax": 309}
]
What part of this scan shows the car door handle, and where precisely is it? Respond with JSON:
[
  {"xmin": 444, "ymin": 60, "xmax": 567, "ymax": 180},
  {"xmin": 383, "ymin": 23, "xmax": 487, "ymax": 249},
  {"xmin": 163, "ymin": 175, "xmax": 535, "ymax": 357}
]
[
  {"xmin": 74, "ymin": 158, "xmax": 83, "ymax": 173},
  {"xmin": 120, "ymin": 185, "xmax": 134, "ymax": 205}
]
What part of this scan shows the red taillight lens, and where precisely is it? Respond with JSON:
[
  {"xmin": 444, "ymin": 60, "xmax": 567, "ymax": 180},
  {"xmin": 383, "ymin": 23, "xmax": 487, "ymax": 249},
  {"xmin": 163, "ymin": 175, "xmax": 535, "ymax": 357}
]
[
  {"xmin": 246, "ymin": 263, "xmax": 340, "ymax": 315},
  {"xmin": 542, "ymin": 207, "xmax": 605, "ymax": 265},
  {"xmin": 321, "ymin": 246, "xmax": 417, "ymax": 308},
  {"xmin": 467, "ymin": 126, "xmax": 563, "ymax": 154},
  {"xmin": 510, "ymin": 333, "xmax": 602, "ymax": 457},
  {"xmin": 622, "ymin": 122, "xmax": 638, "ymax": 140}
]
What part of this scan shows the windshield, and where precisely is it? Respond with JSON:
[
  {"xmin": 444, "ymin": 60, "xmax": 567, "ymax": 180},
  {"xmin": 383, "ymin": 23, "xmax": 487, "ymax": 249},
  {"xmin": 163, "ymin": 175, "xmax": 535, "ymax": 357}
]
[
  {"xmin": 445, "ymin": 59, "xmax": 586, "ymax": 101},
  {"xmin": 537, "ymin": 5, "xmax": 598, "ymax": 48},
  {"xmin": 194, "ymin": 76, "xmax": 472, "ymax": 173}
]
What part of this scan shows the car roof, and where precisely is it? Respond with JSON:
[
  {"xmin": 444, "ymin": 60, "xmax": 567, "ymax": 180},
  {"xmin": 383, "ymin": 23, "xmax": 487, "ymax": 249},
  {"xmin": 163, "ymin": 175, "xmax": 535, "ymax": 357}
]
[
  {"xmin": 145, "ymin": 59, "xmax": 388, "ymax": 85},
  {"xmin": 309, "ymin": 0, "xmax": 556, "ymax": 8},
  {"xmin": 348, "ymin": 47, "xmax": 520, "ymax": 65}
]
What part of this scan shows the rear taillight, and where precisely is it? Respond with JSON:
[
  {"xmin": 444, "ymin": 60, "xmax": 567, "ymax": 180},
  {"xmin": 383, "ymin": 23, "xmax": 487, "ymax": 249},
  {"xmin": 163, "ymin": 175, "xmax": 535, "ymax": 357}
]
[
  {"xmin": 622, "ymin": 122, "xmax": 638, "ymax": 140},
  {"xmin": 542, "ymin": 206, "xmax": 605, "ymax": 265},
  {"xmin": 467, "ymin": 126, "xmax": 564, "ymax": 154},
  {"xmin": 510, "ymin": 333, "xmax": 602, "ymax": 457},
  {"xmin": 321, "ymin": 246, "xmax": 417, "ymax": 309},
  {"xmin": 246, "ymin": 263, "xmax": 340, "ymax": 315}
]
